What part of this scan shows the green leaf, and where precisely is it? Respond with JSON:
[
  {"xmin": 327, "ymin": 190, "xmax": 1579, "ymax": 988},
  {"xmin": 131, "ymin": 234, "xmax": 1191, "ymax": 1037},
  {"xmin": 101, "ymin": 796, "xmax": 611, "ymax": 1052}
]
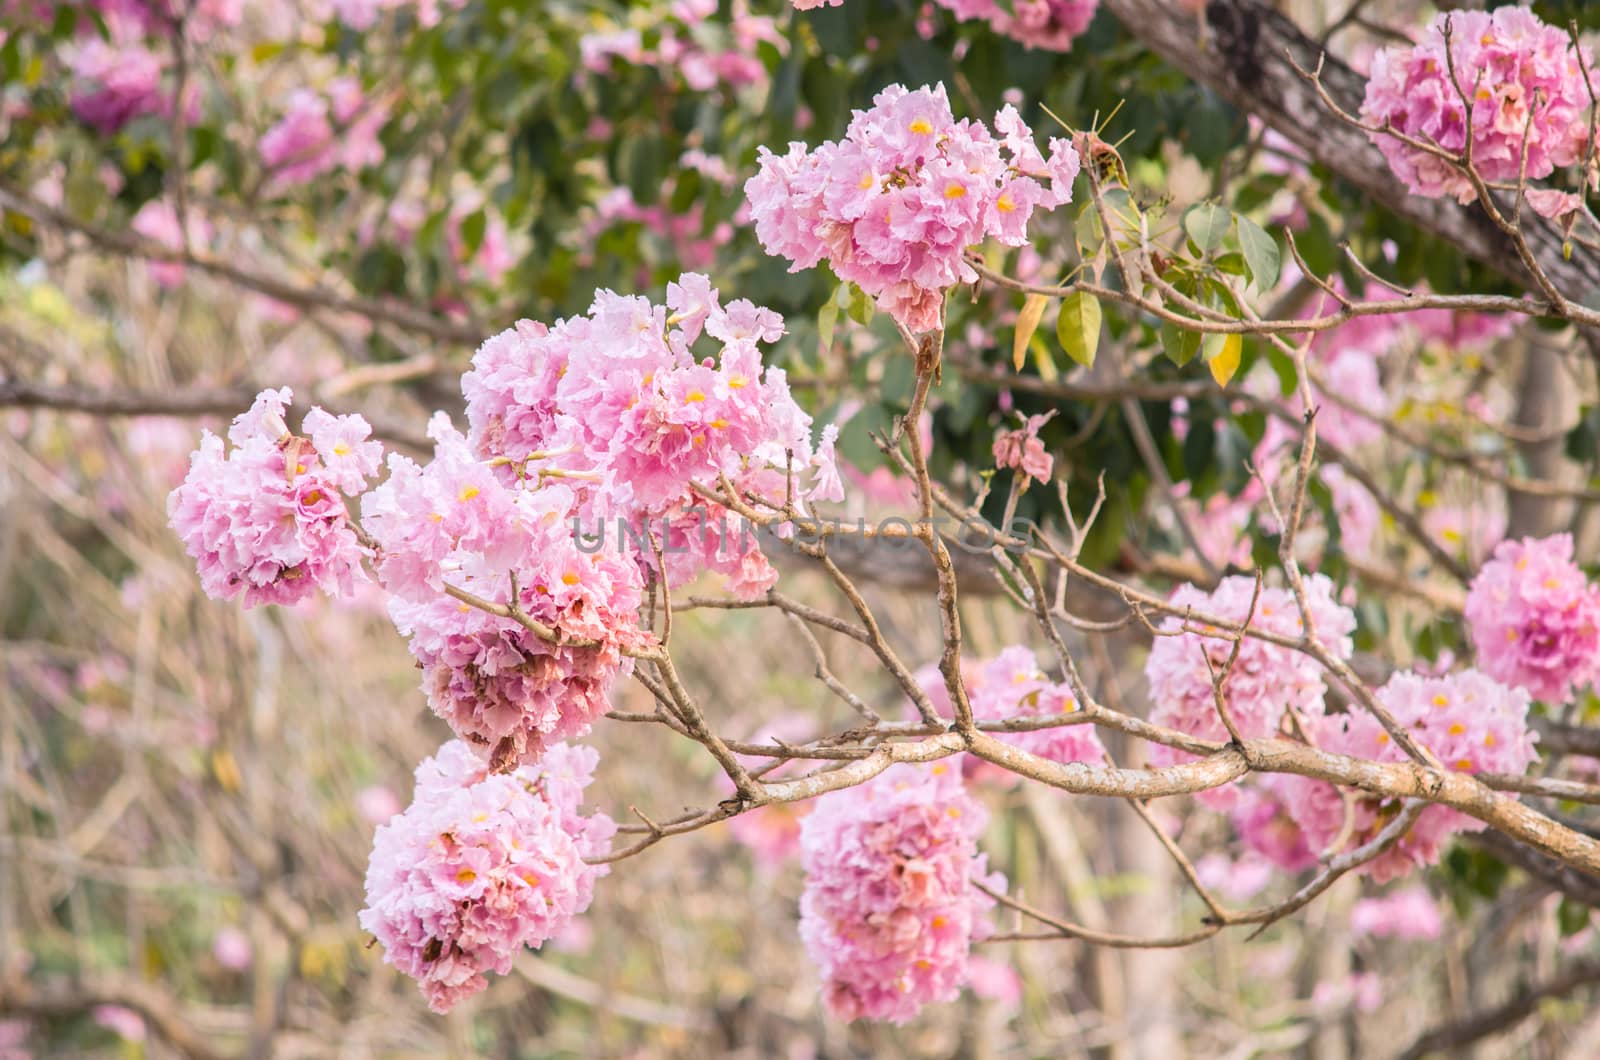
[
  {"xmin": 1183, "ymin": 201, "xmax": 1229, "ymax": 254},
  {"xmin": 1055, "ymin": 290, "xmax": 1102, "ymax": 369},
  {"xmin": 1558, "ymin": 897, "xmax": 1591, "ymax": 937},
  {"xmin": 846, "ymin": 284, "xmax": 875, "ymax": 326},
  {"xmin": 458, "ymin": 208, "xmax": 487, "ymax": 257},
  {"xmin": 1160, "ymin": 321, "xmax": 1202, "ymax": 366},
  {"xmin": 818, "ymin": 300, "xmax": 839, "ymax": 351},
  {"xmin": 1236, "ymin": 214, "xmax": 1281, "ymax": 292},
  {"xmin": 1013, "ymin": 293, "xmax": 1048, "ymax": 371}
]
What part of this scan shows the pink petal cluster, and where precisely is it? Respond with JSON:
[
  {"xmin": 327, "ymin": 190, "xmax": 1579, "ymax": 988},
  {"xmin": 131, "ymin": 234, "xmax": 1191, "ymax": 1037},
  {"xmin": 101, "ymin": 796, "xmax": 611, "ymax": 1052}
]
[
  {"xmin": 1276, "ymin": 669, "xmax": 1537, "ymax": 882},
  {"xmin": 1229, "ymin": 786, "xmax": 1317, "ymax": 873},
  {"xmin": 360, "ymin": 740, "xmax": 614, "ymax": 1013},
  {"xmin": 1349, "ymin": 886, "xmax": 1444, "ymax": 940},
  {"xmin": 580, "ymin": 187, "xmax": 735, "ymax": 273},
  {"xmin": 1465, "ymin": 533, "xmax": 1600, "ymax": 704},
  {"xmin": 460, "ymin": 274, "xmax": 838, "ymax": 598},
  {"xmin": 362, "ymin": 418, "xmax": 652, "ymax": 771},
  {"xmin": 992, "ymin": 411, "xmax": 1055, "ymax": 482},
  {"xmin": 798, "ymin": 763, "xmax": 1003, "ymax": 1023},
  {"xmin": 259, "ymin": 79, "xmax": 386, "ymax": 191},
  {"xmin": 1144, "ymin": 574, "xmax": 1357, "ymax": 807},
  {"xmin": 745, "ymin": 83, "xmax": 1079, "ymax": 332},
  {"xmin": 959, "ymin": 645, "xmax": 1104, "ymax": 778},
  {"xmin": 933, "ymin": 0, "xmax": 1097, "ymax": 52},
  {"xmin": 167, "ymin": 388, "xmax": 380, "ymax": 608},
  {"xmin": 130, "ymin": 199, "xmax": 213, "ymax": 288},
  {"xmin": 66, "ymin": 32, "xmax": 167, "ymax": 134},
  {"xmin": 580, "ymin": 1, "xmax": 780, "ymax": 93},
  {"xmin": 1362, "ymin": 7, "xmax": 1597, "ymax": 202}
]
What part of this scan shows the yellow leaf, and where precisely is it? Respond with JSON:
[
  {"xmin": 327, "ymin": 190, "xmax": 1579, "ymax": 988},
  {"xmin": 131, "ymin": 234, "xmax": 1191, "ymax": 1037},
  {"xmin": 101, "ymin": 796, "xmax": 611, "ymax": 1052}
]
[
  {"xmin": 211, "ymin": 749, "xmax": 242, "ymax": 793},
  {"xmin": 1208, "ymin": 333, "xmax": 1242, "ymax": 387},
  {"xmin": 1013, "ymin": 293, "xmax": 1048, "ymax": 371}
]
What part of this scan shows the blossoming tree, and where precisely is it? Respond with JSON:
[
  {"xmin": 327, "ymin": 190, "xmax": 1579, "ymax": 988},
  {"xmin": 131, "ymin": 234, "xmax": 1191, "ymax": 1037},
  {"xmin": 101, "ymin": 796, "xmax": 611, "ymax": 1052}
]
[{"xmin": 9, "ymin": 0, "xmax": 1600, "ymax": 1054}]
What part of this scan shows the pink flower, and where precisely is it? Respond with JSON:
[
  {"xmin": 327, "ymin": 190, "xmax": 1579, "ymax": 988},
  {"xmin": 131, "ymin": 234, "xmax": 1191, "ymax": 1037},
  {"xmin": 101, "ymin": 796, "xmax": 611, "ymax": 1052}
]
[
  {"xmin": 360, "ymin": 740, "xmax": 614, "ymax": 1013},
  {"xmin": 130, "ymin": 199, "xmax": 212, "ymax": 288},
  {"xmin": 365, "ymin": 426, "xmax": 653, "ymax": 771},
  {"xmin": 67, "ymin": 35, "xmax": 166, "ymax": 134},
  {"xmin": 1362, "ymin": 8, "xmax": 1598, "ymax": 202},
  {"xmin": 1195, "ymin": 851, "xmax": 1277, "ymax": 902},
  {"xmin": 953, "ymin": 645, "xmax": 1105, "ymax": 782},
  {"xmin": 91, "ymin": 1006, "xmax": 145, "ymax": 1042},
  {"xmin": 212, "ymin": 926, "xmax": 254, "ymax": 971},
  {"xmin": 302, "ymin": 407, "xmax": 384, "ymax": 496},
  {"xmin": 1526, "ymin": 187, "xmax": 1585, "ymax": 222},
  {"xmin": 992, "ymin": 411, "xmax": 1055, "ymax": 482},
  {"xmin": 259, "ymin": 80, "xmax": 386, "ymax": 191},
  {"xmin": 459, "ymin": 276, "xmax": 837, "ymax": 599},
  {"xmin": 746, "ymin": 84, "xmax": 1079, "ymax": 332},
  {"xmin": 357, "ymin": 785, "xmax": 403, "ymax": 825},
  {"xmin": 1321, "ymin": 466, "xmax": 1380, "ymax": 560},
  {"xmin": 931, "ymin": 0, "xmax": 1097, "ymax": 52},
  {"xmin": 1465, "ymin": 533, "xmax": 1600, "ymax": 704},
  {"xmin": 799, "ymin": 763, "xmax": 1003, "ymax": 1023},
  {"xmin": 1424, "ymin": 499, "xmax": 1506, "ymax": 566},
  {"xmin": 1229, "ymin": 786, "xmax": 1317, "ymax": 873},
  {"xmin": 1350, "ymin": 887, "xmax": 1444, "ymax": 940},
  {"xmin": 1143, "ymin": 574, "xmax": 1356, "ymax": 809},
  {"xmin": 1277, "ymin": 669, "xmax": 1538, "ymax": 882},
  {"xmin": 168, "ymin": 388, "xmax": 376, "ymax": 608}
]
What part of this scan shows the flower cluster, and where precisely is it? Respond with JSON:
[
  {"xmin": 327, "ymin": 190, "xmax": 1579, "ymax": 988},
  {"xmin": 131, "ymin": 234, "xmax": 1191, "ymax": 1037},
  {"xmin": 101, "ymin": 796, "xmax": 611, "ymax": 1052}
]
[
  {"xmin": 131, "ymin": 200, "xmax": 213, "ymax": 288},
  {"xmin": 460, "ymin": 274, "xmax": 839, "ymax": 598},
  {"xmin": 259, "ymin": 79, "xmax": 386, "ymax": 191},
  {"xmin": 1362, "ymin": 7, "xmax": 1597, "ymax": 203},
  {"xmin": 59, "ymin": 2, "xmax": 239, "ymax": 134},
  {"xmin": 580, "ymin": 1, "xmax": 780, "ymax": 93},
  {"xmin": 960, "ymin": 646, "xmax": 1104, "ymax": 777},
  {"xmin": 1465, "ymin": 533, "xmax": 1600, "ymax": 705},
  {"xmin": 798, "ymin": 763, "xmax": 1002, "ymax": 1023},
  {"xmin": 1349, "ymin": 887, "xmax": 1443, "ymax": 940},
  {"xmin": 167, "ymin": 388, "xmax": 380, "ymax": 608},
  {"xmin": 360, "ymin": 740, "xmax": 614, "ymax": 1013},
  {"xmin": 746, "ymin": 83, "xmax": 1080, "ymax": 332},
  {"xmin": 933, "ymin": 0, "xmax": 1098, "ymax": 53},
  {"xmin": 992, "ymin": 411, "xmax": 1055, "ymax": 483},
  {"xmin": 1144, "ymin": 575, "xmax": 1357, "ymax": 806},
  {"xmin": 1275, "ymin": 669, "xmax": 1537, "ymax": 882},
  {"xmin": 362, "ymin": 418, "xmax": 653, "ymax": 771}
]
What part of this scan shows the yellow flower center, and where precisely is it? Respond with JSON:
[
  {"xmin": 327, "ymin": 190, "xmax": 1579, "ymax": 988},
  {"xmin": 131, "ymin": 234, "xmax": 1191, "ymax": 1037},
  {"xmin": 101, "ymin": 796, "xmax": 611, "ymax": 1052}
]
[{"xmin": 909, "ymin": 118, "xmax": 933, "ymax": 134}]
